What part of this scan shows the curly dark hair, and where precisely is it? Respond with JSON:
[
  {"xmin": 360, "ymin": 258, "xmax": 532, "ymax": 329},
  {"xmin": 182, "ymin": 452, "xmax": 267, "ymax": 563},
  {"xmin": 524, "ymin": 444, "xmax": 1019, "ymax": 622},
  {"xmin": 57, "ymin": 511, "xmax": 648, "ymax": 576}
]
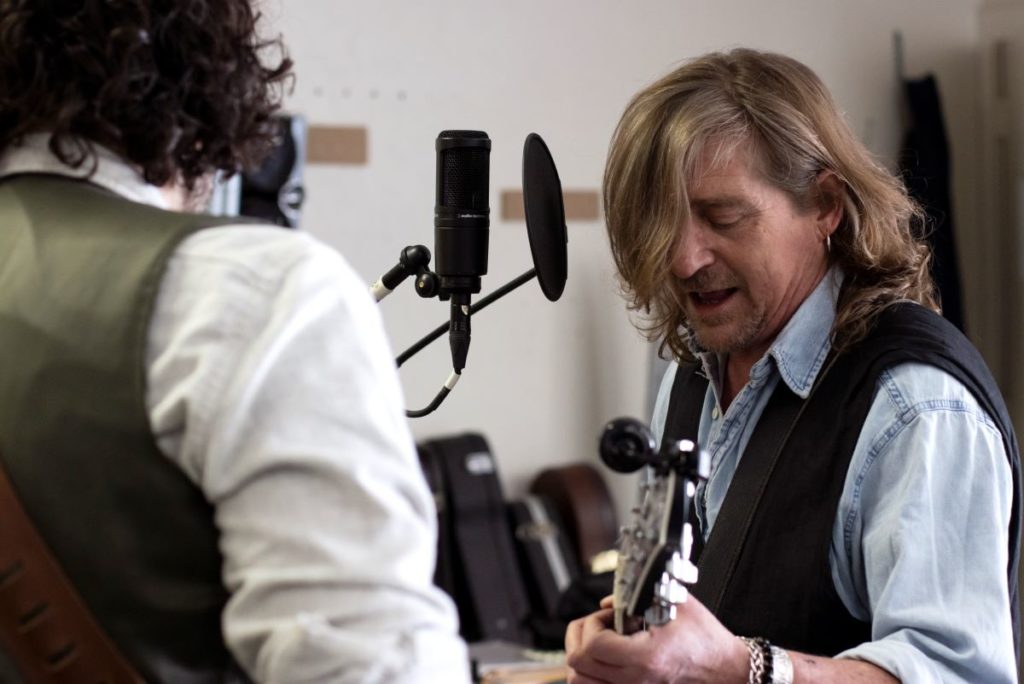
[{"xmin": 0, "ymin": 0, "xmax": 293, "ymax": 190}]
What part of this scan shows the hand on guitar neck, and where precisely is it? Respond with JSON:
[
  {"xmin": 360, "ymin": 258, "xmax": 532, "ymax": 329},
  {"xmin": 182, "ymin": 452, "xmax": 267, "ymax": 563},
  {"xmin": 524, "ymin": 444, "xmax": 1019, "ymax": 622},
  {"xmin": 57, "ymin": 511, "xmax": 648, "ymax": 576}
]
[{"xmin": 597, "ymin": 417, "xmax": 708, "ymax": 635}]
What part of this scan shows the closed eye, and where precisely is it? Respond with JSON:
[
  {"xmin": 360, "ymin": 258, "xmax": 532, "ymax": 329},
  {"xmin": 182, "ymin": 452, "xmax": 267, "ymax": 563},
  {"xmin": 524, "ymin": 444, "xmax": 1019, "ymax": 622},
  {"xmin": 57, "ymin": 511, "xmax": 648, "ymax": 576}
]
[
  {"xmin": 691, "ymin": 198, "xmax": 758, "ymax": 231},
  {"xmin": 706, "ymin": 215, "xmax": 743, "ymax": 230}
]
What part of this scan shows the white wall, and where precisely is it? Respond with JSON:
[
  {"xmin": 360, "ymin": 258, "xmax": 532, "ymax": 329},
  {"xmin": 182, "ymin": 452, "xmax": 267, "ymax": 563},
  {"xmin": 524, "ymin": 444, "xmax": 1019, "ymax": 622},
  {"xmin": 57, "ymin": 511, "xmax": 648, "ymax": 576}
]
[
  {"xmin": 262, "ymin": 0, "xmax": 984, "ymax": 522},
  {"xmin": 979, "ymin": 1, "xmax": 1024, "ymax": 426}
]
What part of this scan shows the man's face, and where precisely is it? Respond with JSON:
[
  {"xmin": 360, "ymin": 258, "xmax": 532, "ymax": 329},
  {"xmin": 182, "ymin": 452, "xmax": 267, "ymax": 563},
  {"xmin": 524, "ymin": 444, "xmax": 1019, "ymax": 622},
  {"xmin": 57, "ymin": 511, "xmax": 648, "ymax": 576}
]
[{"xmin": 670, "ymin": 142, "xmax": 830, "ymax": 361}]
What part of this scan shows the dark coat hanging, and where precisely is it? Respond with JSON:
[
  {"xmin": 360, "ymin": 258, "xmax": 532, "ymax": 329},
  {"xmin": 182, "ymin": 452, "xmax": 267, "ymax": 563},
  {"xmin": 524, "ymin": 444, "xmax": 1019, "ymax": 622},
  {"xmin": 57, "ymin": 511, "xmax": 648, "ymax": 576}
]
[{"xmin": 899, "ymin": 75, "xmax": 965, "ymax": 332}]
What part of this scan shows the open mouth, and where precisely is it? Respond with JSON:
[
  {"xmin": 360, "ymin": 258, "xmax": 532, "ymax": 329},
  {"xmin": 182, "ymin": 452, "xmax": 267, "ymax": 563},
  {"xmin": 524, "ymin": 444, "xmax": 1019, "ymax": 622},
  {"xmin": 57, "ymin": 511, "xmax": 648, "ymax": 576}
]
[{"xmin": 689, "ymin": 288, "xmax": 737, "ymax": 309}]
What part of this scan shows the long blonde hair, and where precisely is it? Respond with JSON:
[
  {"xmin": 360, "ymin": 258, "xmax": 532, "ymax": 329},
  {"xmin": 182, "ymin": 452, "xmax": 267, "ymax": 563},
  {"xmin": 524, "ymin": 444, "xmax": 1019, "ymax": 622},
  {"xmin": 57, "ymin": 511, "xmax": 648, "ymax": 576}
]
[{"xmin": 604, "ymin": 48, "xmax": 937, "ymax": 361}]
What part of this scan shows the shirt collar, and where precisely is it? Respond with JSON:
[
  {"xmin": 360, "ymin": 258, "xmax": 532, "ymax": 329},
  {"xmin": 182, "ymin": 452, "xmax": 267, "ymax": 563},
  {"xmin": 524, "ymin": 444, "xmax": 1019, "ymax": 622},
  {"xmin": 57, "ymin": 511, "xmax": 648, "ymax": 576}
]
[
  {"xmin": 0, "ymin": 133, "xmax": 169, "ymax": 209},
  {"xmin": 767, "ymin": 267, "xmax": 841, "ymax": 398},
  {"xmin": 694, "ymin": 267, "xmax": 842, "ymax": 400}
]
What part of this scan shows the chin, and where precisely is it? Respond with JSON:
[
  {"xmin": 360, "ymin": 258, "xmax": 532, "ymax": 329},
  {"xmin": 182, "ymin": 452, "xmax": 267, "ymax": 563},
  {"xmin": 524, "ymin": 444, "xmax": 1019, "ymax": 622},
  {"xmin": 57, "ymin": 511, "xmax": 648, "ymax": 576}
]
[
  {"xmin": 690, "ymin": 329, "xmax": 739, "ymax": 355},
  {"xmin": 690, "ymin": 320, "xmax": 763, "ymax": 357}
]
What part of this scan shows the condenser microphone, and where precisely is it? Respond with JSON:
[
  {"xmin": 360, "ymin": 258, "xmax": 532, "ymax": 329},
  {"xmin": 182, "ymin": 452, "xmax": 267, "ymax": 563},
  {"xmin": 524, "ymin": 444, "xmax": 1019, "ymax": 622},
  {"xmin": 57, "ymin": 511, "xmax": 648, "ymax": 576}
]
[
  {"xmin": 388, "ymin": 132, "xmax": 567, "ymax": 418},
  {"xmin": 434, "ymin": 130, "xmax": 491, "ymax": 372}
]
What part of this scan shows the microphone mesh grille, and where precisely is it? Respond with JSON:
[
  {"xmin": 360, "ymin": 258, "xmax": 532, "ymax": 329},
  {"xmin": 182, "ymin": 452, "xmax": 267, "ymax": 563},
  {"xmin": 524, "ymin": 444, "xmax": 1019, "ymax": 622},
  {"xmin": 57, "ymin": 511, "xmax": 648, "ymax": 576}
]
[{"xmin": 441, "ymin": 147, "xmax": 489, "ymax": 210}]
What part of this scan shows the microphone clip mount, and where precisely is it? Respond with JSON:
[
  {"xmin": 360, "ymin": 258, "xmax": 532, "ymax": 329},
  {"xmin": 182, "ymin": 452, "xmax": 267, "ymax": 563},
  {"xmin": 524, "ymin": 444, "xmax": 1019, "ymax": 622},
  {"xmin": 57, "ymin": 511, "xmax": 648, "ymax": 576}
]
[{"xmin": 372, "ymin": 245, "xmax": 440, "ymax": 302}]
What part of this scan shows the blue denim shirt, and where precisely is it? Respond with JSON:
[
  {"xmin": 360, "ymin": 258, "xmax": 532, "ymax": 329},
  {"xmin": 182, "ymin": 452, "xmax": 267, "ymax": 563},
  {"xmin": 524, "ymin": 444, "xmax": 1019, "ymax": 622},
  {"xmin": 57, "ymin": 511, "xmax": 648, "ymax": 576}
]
[{"xmin": 651, "ymin": 269, "xmax": 1016, "ymax": 682}]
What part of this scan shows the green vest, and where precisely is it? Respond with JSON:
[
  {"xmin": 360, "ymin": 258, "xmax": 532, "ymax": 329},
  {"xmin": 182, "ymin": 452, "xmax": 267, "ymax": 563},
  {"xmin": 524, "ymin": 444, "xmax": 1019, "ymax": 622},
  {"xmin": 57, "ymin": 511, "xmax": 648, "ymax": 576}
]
[{"xmin": 0, "ymin": 174, "xmax": 249, "ymax": 682}]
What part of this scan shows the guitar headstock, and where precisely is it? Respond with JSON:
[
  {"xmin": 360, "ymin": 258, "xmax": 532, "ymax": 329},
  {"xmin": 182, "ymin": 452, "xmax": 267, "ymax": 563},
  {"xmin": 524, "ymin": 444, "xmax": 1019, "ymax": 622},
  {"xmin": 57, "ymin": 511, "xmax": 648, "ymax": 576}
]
[{"xmin": 598, "ymin": 418, "xmax": 708, "ymax": 634}]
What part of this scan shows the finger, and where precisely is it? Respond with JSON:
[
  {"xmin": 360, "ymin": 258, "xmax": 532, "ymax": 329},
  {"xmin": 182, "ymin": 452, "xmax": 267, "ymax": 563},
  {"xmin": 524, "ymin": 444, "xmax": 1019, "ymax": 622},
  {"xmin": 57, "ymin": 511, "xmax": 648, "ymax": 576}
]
[
  {"xmin": 568, "ymin": 651, "xmax": 631, "ymax": 684},
  {"xmin": 673, "ymin": 591, "xmax": 710, "ymax": 616},
  {"xmin": 599, "ymin": 594, "xmax": 614, "ymax": 609},
  {"xmin": 579, "ymin": 608, "xmax": 615, "ymax": 648},
  {"xmin": 565, "ymin": 616, "xmax": 585, "ymax": 655},
  {"xmin": 569, "ymin": 671, "xmax": 615, "ymax": 684},
  {"xmin": 570, "ymin": 672, "xmax": 618, "ymax": 684},
  {"xmin": 583, "ymin": 626, "xmax": 658, "ymax": 667}
]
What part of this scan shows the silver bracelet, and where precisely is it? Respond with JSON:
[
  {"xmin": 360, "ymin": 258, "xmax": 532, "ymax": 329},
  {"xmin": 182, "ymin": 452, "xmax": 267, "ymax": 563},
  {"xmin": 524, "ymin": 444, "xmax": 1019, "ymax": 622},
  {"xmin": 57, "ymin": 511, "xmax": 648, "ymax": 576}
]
[
  {"xmin": 738, "ymin": 637, "xmax": 768, "ymax": 684},
  {"xmin": 769, "ymin": 645, "xmax": 794, "ymax": 684}
]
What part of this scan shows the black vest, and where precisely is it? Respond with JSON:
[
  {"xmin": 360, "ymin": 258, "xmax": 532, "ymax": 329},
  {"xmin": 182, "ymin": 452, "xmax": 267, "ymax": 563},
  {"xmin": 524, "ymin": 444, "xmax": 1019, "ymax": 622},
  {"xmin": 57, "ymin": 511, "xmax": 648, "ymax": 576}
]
[
  {"xmin": 0, "ymin": 174, "xmax": 250, "ymax": 682},
  {"xmin": 664, "ymin": 303, "xmax": 1022, "ymax": 657}
]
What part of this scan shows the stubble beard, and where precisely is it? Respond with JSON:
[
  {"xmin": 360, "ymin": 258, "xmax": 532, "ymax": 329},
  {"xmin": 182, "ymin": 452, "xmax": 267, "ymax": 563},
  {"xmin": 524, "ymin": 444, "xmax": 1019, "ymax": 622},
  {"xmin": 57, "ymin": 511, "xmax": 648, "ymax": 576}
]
[
  {"xmin": 685, "ymin": 295, "xmax": 766, "ymax": 356},
  {"xmin": 678, "ymin": 270, "xmax": 765, "ymax": 355}
]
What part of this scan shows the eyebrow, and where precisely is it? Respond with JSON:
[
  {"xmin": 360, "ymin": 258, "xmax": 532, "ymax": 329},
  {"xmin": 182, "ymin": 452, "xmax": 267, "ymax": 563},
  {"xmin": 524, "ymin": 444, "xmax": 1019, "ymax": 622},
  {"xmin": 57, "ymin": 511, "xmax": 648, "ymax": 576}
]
[{"xmin": 689, "ymin": 197, "xmax": 754, "ymax": 211}]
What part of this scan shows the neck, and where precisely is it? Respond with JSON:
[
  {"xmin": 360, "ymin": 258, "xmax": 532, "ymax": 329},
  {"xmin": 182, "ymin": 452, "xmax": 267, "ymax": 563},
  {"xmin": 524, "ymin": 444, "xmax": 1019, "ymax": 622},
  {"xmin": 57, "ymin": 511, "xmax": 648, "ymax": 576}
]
[
  {"xmin": 159, "ymin": 183, "xmax": 186, "ymax": 211},
  {"xmin": 159, "ymin": 177, "xmax": 212, "ymax": 213},
  {"xmin": 722, "ymin": 356, "xmax": 749, "ymax": 410},
  {"xmin": 721, "ymin": 341, "xmax": 770, "ymax": 410}
]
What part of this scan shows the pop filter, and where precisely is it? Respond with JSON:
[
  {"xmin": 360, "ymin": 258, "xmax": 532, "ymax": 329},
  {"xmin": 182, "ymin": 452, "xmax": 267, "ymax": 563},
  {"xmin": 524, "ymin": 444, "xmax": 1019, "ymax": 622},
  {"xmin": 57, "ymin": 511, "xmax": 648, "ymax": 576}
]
[{"xmin": 522, "ymin": 133, "xmax": 568, "ymax": 302}]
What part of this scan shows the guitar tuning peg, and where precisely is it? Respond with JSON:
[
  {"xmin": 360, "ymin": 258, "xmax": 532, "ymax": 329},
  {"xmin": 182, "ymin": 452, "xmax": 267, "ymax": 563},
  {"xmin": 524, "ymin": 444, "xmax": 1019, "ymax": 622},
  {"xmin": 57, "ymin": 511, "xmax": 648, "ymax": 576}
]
[
  {"xmin": 655, "ymin": 568, "xmax": 689, "ymax": 605},
  {"xmin": 645, "ymin": 579, "xmax": 680, "ymax": 626},
  {"xmin": 599, "ymin": 418, "xmax": 657, "ymax": 473}
]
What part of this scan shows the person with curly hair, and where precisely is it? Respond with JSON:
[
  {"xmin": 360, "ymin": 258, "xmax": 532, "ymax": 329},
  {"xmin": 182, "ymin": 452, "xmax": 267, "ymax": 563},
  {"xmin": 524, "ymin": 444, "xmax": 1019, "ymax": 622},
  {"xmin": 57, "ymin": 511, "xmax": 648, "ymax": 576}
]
[
  {"xmin": 0, "ymin": 2, "xmax": 469, "ymax": 682},
  {"xmin": 566, "ymin": 50, "xmax": 1020, "ymax": 683}
]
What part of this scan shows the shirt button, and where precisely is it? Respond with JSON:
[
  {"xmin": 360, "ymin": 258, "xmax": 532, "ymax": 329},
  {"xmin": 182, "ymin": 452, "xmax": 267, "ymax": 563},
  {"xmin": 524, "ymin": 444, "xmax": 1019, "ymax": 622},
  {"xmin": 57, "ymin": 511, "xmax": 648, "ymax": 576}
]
[{"xmin": 712, "ymin": 407, "xmax": 721, "ymax": 419}]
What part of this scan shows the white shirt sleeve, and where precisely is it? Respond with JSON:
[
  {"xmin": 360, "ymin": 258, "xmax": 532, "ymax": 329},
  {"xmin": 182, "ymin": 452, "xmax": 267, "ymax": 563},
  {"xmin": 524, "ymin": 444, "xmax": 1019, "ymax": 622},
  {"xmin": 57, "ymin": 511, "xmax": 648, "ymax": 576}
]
[{"xmin": 145, "ymin": 225, "xmax": 470, "ymax": 684}]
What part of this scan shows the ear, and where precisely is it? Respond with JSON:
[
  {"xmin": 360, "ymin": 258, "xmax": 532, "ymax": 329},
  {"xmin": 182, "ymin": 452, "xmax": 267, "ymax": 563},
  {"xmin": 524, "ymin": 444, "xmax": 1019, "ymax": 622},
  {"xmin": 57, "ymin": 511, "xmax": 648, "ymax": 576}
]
[{"xmin": 814, "ymin": 170, "xmax": 844, "ymax": 238}]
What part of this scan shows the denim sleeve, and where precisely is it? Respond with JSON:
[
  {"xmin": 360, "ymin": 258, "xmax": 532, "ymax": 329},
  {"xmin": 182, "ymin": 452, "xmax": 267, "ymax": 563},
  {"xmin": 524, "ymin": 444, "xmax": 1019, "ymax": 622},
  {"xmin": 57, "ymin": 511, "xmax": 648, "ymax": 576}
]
[{"xmin": 831, "ymin": 363, "xmax": 1016, "ymax": 683}]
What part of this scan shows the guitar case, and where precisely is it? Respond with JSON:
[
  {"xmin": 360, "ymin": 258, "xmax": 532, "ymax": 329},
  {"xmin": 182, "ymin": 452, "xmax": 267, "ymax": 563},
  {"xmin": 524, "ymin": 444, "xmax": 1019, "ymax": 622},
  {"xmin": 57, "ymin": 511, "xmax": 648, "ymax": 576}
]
[
  {"xmin": 508, "ymin": 494, "xmax": 580, "ymax": 619},
  {"xmin": 417, "ymin": 433, "xmax": 531, "ymax": 645},
  {"xmin": 529, "ymin": 463, "xmax": 618, "ymax": 573},
  {"xmin": 417, "ymin": 440, "xmax": 457, "ymax": 598}
]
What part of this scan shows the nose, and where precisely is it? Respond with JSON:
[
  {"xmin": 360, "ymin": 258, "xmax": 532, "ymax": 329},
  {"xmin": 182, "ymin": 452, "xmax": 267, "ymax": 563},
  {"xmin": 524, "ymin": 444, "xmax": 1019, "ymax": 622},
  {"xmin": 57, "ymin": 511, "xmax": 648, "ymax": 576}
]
[{"xmin": 671, "ymin": 218, "xmax": 714, "ymax": 280}]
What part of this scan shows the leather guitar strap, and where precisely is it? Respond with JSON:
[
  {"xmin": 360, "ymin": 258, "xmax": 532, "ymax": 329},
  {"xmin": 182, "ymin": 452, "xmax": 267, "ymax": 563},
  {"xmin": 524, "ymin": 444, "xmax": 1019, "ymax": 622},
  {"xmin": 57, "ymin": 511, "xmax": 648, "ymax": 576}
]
[
  {"xmin": 0, "ymin": 462, "xmax": 143, "ymax": 683},
  {"xmin": 692, "ymin": 379, "xmax": 804, "ymax": 614},
  {"xmin": 662, "ymin": 363, "xmax": 712, "ymax": 560},
  {"xmin": 664, "ymin": 358, "xmax": 838, "ymax": 614}
]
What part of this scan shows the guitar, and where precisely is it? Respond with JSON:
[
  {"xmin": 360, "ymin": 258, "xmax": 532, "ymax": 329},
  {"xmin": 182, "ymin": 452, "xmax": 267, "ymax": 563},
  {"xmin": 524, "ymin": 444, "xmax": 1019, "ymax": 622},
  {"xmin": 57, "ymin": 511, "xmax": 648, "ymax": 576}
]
[{"xmin": 598, "ymin": 418, "xmax": 709, "ymax": 634}]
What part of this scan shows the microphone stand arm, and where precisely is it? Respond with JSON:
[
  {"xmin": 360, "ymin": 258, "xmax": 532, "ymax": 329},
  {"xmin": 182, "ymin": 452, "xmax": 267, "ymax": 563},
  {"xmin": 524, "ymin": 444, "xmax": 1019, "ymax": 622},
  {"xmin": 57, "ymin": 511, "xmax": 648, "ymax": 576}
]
[
  {"xmin": 397, "ymin": 268, "xmax": 538, "ymax": 418},
  {"xmin": 373, "ymin": 246, "xmax": 539, "ymax": 418},
  {"xmin": 396, "ymin": 268, "xmax": 537, "ymax": 368}
]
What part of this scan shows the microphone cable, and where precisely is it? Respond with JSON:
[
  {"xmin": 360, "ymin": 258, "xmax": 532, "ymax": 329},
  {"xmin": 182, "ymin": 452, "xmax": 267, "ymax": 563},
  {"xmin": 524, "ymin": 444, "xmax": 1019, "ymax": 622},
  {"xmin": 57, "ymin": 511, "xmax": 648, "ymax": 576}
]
[{"xmin": 401, "ymin": 268, "xmax": 538, "ymax": 417}]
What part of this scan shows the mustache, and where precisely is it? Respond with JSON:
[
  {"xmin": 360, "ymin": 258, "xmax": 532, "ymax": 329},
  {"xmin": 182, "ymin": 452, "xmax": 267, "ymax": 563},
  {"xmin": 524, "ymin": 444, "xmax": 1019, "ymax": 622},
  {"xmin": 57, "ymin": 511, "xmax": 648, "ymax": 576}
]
[{"xmin": 678, "ymin": 269, "xmax": 737, "ymax": 292}]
